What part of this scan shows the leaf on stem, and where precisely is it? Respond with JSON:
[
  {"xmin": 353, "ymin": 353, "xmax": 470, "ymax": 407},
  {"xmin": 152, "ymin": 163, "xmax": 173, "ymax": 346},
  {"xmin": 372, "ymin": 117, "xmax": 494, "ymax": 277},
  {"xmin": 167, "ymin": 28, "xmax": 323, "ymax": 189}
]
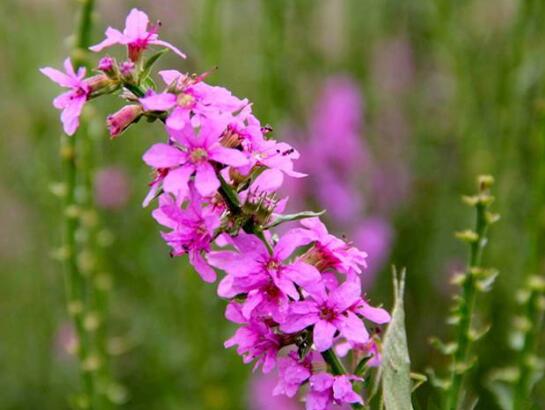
[
  {"xmin": 265, "ymin": 210, "xmax": 325, "ymax": 229},
  {"xmin": 377, "ymin": 267, "xmax": 414, "ymax": 410}
]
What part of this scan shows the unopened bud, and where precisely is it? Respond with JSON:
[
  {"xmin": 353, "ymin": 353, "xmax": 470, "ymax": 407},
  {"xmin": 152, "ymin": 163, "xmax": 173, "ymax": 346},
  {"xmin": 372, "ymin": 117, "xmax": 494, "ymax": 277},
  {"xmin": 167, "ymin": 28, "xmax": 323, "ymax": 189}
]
[
  {"xmin": 86, "ymin": 74, "xmax": 117, "ymax": 97},
  {"xmin": 98, "ymin": 56, "xmax": 118, "ymax": 79},
  {"xmin": 107, "ymin": 105, "xmax": 143, "ymax": 138},
  {"xmin": 120, "ymin": 60, "xmax": 135, "ymax": 82}
]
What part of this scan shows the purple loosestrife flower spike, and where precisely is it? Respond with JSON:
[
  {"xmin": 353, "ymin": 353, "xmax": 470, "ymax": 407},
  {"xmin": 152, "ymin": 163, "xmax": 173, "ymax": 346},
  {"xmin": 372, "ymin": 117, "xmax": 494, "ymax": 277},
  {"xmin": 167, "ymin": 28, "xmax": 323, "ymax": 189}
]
[{"xmin": 41, "ymin": 8, "xmax": 392, "ymax": 407}]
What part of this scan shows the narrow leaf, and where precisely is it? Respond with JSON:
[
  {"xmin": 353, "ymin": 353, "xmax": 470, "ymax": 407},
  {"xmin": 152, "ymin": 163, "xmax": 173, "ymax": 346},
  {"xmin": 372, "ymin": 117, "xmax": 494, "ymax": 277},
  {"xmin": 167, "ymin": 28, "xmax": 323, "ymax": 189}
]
[
  {"xmin": 265, "ymin": 210, "xmax": 325, "ymax": 229},
  {"xmin": 140, "ymin": 48, "xmax": 169, "ymax": 82},
  {"xmin": 379, "ymin": 267, "xmax": 414, "ymax": 410}
]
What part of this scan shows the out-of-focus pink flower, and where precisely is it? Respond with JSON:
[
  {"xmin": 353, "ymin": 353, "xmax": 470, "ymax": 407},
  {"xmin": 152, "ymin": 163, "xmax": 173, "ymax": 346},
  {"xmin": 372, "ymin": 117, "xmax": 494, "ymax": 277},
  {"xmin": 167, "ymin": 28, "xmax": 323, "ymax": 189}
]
[
  {"xmin": 94, "ymin": 166, "xmax": 131, "ymax": 210},
  {"xmin": 90, "ymin": 8, "xmax": 186, "ymax": 61},
  {"xmin": 40, "ymin": 58, "xmax": 90, "ymax": 135},
  {"xmin": 353, "ymin": 218, "xmax": 393, "ymax": 281},
  {"xmin": 249, "ymin": 371, "xmax": 302, "ymax": 410},
  {"xmin": 53, "ymin": 322, "xmax": 76, "ymax": 361}
]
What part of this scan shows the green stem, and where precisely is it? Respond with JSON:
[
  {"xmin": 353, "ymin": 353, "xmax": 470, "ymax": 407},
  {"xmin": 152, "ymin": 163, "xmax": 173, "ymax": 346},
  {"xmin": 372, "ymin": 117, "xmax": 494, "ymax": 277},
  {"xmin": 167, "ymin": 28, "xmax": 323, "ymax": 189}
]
[
  {"xmin": 513, "ymin": 278, "xmax": 545, "ymax": 410},
  {"xmin": 61, "ymin": 0, "xmax": 97, "ymax": 407},
  {"xmin": 62, "ymin": 132, "xmax": 95, "ymax": 407},
  {"xmin": 445, "ymin": 202, "xmax": 489, "ymax": 410}
]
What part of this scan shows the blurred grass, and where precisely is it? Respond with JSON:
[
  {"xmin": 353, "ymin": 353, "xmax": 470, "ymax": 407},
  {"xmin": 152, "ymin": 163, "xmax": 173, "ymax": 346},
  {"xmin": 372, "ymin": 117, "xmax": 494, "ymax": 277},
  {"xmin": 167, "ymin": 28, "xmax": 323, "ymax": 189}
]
[{"xmin": 1, "ymin": 0, "xmax": 544, "ymax": 409}]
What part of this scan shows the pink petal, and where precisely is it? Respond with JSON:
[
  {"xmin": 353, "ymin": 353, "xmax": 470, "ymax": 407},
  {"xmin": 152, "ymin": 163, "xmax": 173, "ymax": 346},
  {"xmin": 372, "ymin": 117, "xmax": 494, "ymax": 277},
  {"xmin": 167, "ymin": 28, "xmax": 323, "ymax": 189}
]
[
  {"xmin": 280, "ymin": 313, "xmax": 318, "ymax": 334},
  {"xmin": 209, "ymin": 146, "xmax": 248, "ymax": 167},
  {"xmin": 217, "ymin": 275, "xmax": 237, "ymax": 298},
  {"xmin": 124, "ymin": 8, "xmax": 149, "ymax": 39},
  {"xmin": 251, "ymin": 168, "xmax": 284, "ymax": 193},
  {"xmin": 162, "ymin": 166, "xmax": 193, "ymax": 196},
  {"xmin": 142, "ymin": 143, "xmax": 184, "ymax": 168},
  {"xmin": 357, "ymin": 302, "xmax": 391, "ymax": 324},
  {"xmin": 194, "ymin": 162, "xmax": 220, "ymax": 196},
  {"xmin": 313, "ymin": 320, "xmax": 337, "ymax": 352},
  {"xmin": 274, "ymin": 276, "xmax": 299, "ymax": 300},
  {"xmin": 337, "ymin": 311, "xmax": 369, "ymax": 345},
  {"xmin": 283, "ymin": 261, "xmax": 321, "ymax": 288},
  {"xmin": 89, "ymin": 27, "xmax": 125, "ymax": 51},
  {"xmin": 330, "ymin": 279, "xmax": 362, "ymax": 312},
  {"xmin": 225, "ymin": 302, "xmax": 245, "ymax": 324},
  {"xmin": 189, "ymin": 251, "xmax": 216, "ymax": 283},
  {"xmin": 206, "ymin": 251, "xmax": 259, "ymax": 277},
  {"xmin": 158, "ymin": 69, "xmax": 184, "ymax": 85},
  {"xmin": 165, "ymin": 107, "xmax": 188, "ymax": 131},
  {"xmin": 289, "ymin": 300, "xmax": 319, "ymax": 315},
  {"xmin": 242, "ymin": 291, "xmax": 263, "ymax": 319},
  {"xmin": 333, "ymin": 376, "xmax": 363, "ymax": 404},
  {"xmin": 150, "ymin": 39, "xmax": 187, "ymax": 59},
  {"xmin": 140, "ymin": 93, "xmax": 176, "ymax": 111},
  {"xmin": 40, "ymin": 67, "xmax": 73, "ymax": 88},
  {"xmin": 309, "ymin": 373, "xmax": 335, "ymax": 392},
  {"xmin": 275, "ymin": 230, "xmax": 314, "ymax": 260},
  {"xmin": 60, "ymin": 97, "xmax": 86, "ymax": 136}
]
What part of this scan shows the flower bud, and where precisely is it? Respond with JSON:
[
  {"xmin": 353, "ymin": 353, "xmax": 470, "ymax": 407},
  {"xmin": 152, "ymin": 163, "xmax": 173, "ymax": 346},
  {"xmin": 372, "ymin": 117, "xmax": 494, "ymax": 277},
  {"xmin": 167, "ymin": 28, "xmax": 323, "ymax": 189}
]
[
  {"xmin": 98, "ymin": 56, "xmax": 120, "ymax": 79},
  {"xmin": 85, "ymin": 74, "xmax": 118, "ymax": 97},
  {"xmin": 107, "ymin": 105, "xmax": 143, "ymax": 138},
  {"xmin": 120, "ymin": 60, "xmax": 136, "ymax": 82}
]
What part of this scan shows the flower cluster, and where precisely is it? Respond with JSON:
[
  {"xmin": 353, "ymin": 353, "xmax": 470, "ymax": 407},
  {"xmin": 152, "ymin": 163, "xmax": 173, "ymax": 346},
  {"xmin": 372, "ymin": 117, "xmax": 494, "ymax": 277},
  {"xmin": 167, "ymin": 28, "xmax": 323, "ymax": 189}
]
[{"xmin": 42, "ymin": 8, "xmax": 390, "ymax": 409}]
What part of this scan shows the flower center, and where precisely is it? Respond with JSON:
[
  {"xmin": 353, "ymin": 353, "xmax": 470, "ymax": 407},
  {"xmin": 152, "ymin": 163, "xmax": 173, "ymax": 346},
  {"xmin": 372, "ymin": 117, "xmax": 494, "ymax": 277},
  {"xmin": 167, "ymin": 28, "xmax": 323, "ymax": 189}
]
[
  {"xmin": 319, "ymin": 305, "xmax": 337, "ymax": 321},
  {"xmin": 190, "ymin": 148, "xmax": 208, "ymax": 163},
  {"xmin": 265, "ymin": 258, "xmax": 280, "ymax": 272},
  {"xmin": 177, "ymin": 93, "xmax": 195, "ymax": 108},
  {"xmin": 302, "ymin": 244, "xmax": 338, "ymax": 272}
]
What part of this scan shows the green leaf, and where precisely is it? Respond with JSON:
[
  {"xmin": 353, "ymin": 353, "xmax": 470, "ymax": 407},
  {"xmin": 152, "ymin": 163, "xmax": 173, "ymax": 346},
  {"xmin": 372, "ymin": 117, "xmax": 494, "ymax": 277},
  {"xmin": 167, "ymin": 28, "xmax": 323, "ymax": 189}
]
[
  {"xmin": 379, "ymin": 267, "xmax": 414, "ymax": 410},
  {"xmin": 140, "ymin": 48, "xmax": 169, "ymax": 82},
  {"xmin": 265, "ymin": 210, "xmax": 325, "ymax": 229}
]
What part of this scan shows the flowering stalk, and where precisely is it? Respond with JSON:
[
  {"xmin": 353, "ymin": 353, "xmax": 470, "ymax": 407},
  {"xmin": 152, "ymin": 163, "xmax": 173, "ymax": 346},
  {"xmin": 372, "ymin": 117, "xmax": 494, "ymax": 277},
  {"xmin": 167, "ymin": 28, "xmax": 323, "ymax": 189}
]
[
  {"xmin": 60, "ymin": 0, "xmax": 97, "ymax": 407},
  {"xmin": 42, "ymin": 8, "xmax": 390, "ymax": 409},
  {"xmin": 444, "ymin": 175, "xmax": 499, "ymax": 410},
  {"xmin": 512, "ymin": 276, "xmax": 545, "ymax": 410}
]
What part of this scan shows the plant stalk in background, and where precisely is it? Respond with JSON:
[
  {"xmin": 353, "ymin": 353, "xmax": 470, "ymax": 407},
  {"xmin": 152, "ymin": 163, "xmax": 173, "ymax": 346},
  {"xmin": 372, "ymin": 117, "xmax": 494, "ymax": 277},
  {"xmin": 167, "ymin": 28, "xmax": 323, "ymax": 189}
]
[{"xmin": 443, "ymin": 175, "xmax": 499, "ymax": 409}]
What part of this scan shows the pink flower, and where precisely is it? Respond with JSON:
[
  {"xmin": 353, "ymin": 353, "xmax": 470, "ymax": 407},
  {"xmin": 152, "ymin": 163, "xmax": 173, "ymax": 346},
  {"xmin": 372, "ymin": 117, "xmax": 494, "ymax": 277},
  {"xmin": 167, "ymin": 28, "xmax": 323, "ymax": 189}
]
[
  {"xmin": 94, "ymin": 166, "xmax": 131, "ymax": 210},
  {"xmin": 353, "ymin": 218, "xmax": 393, "ymax": 282},
  {"xmin": 306, "ymin": 373, "xmax": 363, "ymax": 410},
  {"xmin": 297, "ymin": 218, "xmax": 367, "ymax": 276},
  {"xmin": 152, "ymin": 191, "xmax": 220, "ymax": 282},
  {"xmin": 90, "ymin": 8, "xmax": 186, "ymax": 61},
  {"xmin": 40, "ymin": 58, "xmax": 90, "ymax": 135},
  {"xmin": 224, "ymin": 321, "xmax": 281, "ymax": 373},
  {"xmin": 208, "ymin": 231, "xmax": 320, "ymax": 322},
  {"xmin": 273, "ymin": 352, "xmax": 313, "ymax": 398},
  {"xmin": 140, "ymin": 70, "xmax": 247, "ymax": 131},
  {"xmin": 142, "ymin": 120, "xmax": 248, "ymax": 201},
  {"xmin": 336, "ymin": 338, "xmax": 382, "ymax": 368},
  {"xmin": 281, "ymin": 279, "xmax": 372, "ymax": 352}
]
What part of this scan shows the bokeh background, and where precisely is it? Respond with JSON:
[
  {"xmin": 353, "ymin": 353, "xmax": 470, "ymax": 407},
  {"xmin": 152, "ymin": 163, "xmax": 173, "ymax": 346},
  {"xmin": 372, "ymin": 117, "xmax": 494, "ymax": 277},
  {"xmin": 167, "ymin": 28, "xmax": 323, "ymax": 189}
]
[{"xmin": 1, "ymin": 0, "xmax": 545, "ymax": 409}]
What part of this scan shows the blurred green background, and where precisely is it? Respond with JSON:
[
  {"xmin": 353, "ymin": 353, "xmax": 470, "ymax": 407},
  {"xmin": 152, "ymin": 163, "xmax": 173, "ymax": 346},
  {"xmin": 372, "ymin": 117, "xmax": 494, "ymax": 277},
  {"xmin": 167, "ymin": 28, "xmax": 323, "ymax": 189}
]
[{"xmin": 1, "ymin": 0, "xmax": 545, "ymax": 409}]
